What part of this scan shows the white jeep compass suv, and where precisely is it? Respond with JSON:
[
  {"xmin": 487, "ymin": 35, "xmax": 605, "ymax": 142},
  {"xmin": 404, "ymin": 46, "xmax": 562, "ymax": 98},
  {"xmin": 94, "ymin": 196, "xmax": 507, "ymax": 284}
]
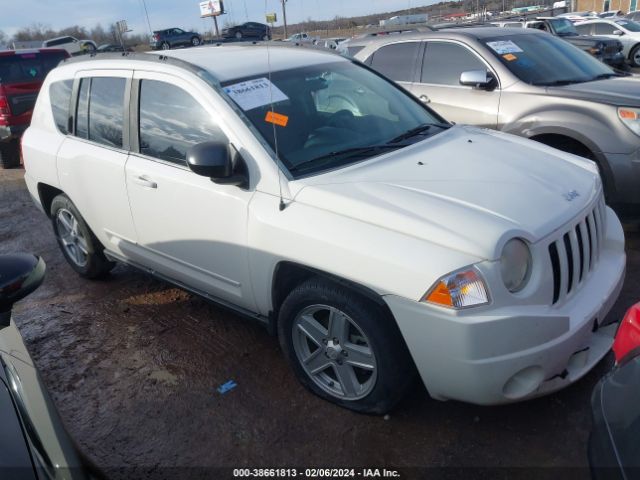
[{"xmin": 22, "ymin": 45, "xmax": 626, "ymax": 413}]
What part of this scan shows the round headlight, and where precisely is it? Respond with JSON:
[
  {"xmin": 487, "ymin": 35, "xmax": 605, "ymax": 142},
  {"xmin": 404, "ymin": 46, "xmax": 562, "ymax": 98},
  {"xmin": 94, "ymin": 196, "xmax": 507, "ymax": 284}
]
[{"xmin": 500, "ymin": 238, "xmax": 532, "ymax": 293}]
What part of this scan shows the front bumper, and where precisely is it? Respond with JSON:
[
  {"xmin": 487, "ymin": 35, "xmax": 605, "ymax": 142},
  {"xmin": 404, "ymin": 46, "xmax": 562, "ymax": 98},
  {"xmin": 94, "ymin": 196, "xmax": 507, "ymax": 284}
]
[
  {"xmin": 385, "ymin": 207, "xmax": 626, "ymax": 405},
  {"xmin": 0, "ymin": 123, "xmax": 28, "ymax": 143},
  {"xmin": 601, "ymin": 52, "xmax": 626, "ymax": 68}
]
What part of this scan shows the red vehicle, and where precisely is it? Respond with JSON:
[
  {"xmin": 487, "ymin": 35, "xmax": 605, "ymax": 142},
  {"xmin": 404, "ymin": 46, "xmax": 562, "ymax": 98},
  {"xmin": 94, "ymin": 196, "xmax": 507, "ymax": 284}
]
[{"xmin": 0, "ymin": 48, "xmax": 69, "ymax": 168}]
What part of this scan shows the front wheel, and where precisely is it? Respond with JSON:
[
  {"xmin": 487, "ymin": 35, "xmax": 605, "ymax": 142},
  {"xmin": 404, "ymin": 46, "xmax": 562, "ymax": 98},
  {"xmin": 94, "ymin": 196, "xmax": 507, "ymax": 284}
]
[
  {"xmin": 50, "ymin": 194, "xmax": 114, "ymax": 279},
  {"xmin": 278, "ymin": 278, "xmax": 415, "ymax": 414},
  {"xmin": 235, "ymin": 31, "xmax": 243, "ymax": 39},
  {"xmin": 191, "ymin": 36, "xmax": 201, "ymax": 46},
  {"xmin": 630, "ymin": 44, "xmax": 640, "ymax": 68}
]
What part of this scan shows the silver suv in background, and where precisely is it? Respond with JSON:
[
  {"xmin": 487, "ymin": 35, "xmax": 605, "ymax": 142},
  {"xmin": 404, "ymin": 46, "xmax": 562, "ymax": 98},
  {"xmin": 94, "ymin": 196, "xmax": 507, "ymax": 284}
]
[{"xmin": 351, "ymin": 27, "xmax": 640, "ymax": 218}]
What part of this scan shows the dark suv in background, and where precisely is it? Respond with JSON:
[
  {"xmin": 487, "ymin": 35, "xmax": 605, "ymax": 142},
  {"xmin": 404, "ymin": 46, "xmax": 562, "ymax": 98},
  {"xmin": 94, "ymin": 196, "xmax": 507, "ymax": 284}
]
[
  {"xmin": 0, "ymin": 48, "xmax": 69, "ymax": 168},
  {"xmin": 222, "ymin": 22, "xmax": 271, "ymax": 40},
  {"xmin": 150, "ymin": 28, "xmax": 202, "ymax": 50}
]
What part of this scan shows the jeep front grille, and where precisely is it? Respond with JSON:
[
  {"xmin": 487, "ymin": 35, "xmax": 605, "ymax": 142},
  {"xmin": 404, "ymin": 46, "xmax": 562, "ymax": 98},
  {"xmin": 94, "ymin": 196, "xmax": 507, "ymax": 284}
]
[{"xmin": 548, "ymin": 196, "xmax": 606, "ymax": 305}]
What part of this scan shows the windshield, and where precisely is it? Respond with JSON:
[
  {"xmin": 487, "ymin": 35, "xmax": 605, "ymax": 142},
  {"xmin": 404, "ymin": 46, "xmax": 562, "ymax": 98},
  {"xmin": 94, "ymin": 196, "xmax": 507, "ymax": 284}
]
[
  {"xmin": 0, "ymin": 51, "xmax": 67, "ymax": 84},
  {"xmin": 483, "ymin": 34, "xmax": 614, "ymax": 85},
  {"xmin": 221, "ymin": 61, "xmax": 445, "ymax": 178},
  {"xmin": 549, "ymin": 18, "xmax": 578, "ymax": 35},
  {"xmin": 616, "ymin": 19, "xmax": 640, "ymax": 31}
]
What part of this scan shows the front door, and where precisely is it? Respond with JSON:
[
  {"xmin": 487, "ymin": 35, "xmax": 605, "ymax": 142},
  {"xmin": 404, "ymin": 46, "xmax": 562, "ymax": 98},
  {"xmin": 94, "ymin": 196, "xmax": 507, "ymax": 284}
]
[
  {"xmin": 124, "ymin": 72, "xmax": 256, "ymax": 310},
  {"xmin": 409, "ymin": 41, "xmax": 501, "ymax": 129}
]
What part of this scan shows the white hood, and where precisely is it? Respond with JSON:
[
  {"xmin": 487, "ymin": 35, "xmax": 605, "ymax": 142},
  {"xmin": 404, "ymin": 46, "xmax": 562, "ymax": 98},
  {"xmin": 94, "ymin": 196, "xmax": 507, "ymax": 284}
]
[{"xmin": 291, "ymin": 126, "xmax": 601, "ymax": 260}]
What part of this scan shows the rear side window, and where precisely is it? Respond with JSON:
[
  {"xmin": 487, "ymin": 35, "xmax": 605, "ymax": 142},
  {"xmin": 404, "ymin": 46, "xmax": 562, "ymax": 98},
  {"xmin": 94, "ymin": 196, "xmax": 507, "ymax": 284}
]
[
  {"xmin": 369, "ymin": 42, "xmax": 420, "ymax": 82},
  {"xmin": 138, "ymin": 79, "xmax": 226, "ymax": 165},
  {"xmin": 421, "ymin": 42, "xmax": 486, "ymax": 85},
  {"xmin": 75, "ymin": 77, "xmax": 126, "ymax": 148},
  {"xmin": 46, "ymin": 37, "xmax": 73, "ymax": 47},
  {"xmin": 575, "ymin": 24, "xmax": 592, "ymax": 34},
  {"xmin": 0, "ymin": 51, "xmax": 67, "ymax": 84},
  {"xmin": 595, "ymin": 23, "xmax": 617, "ymax": 34},
  {"xmin": 49, "ymin": 79, "xmax": 73, "ymax": 134}
]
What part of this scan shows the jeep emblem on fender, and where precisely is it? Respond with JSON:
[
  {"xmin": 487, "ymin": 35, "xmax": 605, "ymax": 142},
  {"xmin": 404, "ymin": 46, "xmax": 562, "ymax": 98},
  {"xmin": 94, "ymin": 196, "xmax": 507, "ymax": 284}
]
[{"xmin": 564, "ymin": 190, "xmax": 580, "ymax": 202}]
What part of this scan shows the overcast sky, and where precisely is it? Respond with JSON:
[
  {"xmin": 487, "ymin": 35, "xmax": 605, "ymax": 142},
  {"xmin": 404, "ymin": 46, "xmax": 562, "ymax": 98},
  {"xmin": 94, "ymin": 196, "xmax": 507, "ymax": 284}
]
[{"xmin": 0, "ymin": 0, "xmax": 437, "ymax": 38}]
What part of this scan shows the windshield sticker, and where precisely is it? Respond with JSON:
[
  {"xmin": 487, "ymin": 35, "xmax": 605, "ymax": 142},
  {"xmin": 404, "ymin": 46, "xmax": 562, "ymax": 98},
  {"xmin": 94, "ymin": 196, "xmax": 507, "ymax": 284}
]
[
  {"xmin": 223, "ymin": 77, "xmax": 288, "ymax": 111},
  {"xmin": 265, "ymin": 111, "xmax": 289, "ymax": 127},
  {"xmin": 502, "ymin": 53, "xmax": 517, "ymax": 61},
  {"xmin": 487, "ymin": 40, "xmax": 523, "ymax": 54}
]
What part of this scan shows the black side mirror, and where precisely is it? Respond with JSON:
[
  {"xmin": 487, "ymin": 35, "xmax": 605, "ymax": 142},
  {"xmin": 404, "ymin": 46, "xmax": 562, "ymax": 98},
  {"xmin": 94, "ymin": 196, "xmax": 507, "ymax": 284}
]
[
  {"xmin": 186, "ymin": 141, "xmax": 249, "ymax": 188},
  {"xmin": 0, "ymin": 254, "xmax": 46, "ymax": 328}
]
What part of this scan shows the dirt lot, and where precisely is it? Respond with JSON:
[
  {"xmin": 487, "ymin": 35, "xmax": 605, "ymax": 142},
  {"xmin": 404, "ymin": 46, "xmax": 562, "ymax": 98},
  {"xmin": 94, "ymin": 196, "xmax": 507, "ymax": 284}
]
[{"xmin": 1, "ymin": 167, "xmax": 639, "ymax": 479}]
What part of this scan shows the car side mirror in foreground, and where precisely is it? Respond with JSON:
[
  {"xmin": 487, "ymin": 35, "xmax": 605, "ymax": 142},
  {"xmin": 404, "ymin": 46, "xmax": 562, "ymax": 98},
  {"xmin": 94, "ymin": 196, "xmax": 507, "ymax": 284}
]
[
  {"xmin": 459, "ymin": 70, "xmax": 497, "ymax": 90},
  {"xmin": 613, "ymin": 29, "xmax": 624, "ymax": 36},
  {"xmin": 0, "ymin": 254, "xmax": 46, "ymax": 328},
  {"xmin": 186, "ymin": 141, "xmax": 249, "ymax": 188}
]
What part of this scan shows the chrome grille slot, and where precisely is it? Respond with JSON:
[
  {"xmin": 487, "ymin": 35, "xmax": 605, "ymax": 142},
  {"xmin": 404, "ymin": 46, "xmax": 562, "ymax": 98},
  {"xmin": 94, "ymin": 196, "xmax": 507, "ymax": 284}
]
[{"xmin": 548, "ymin": 200, "xmax": 605, "ymax": 305}]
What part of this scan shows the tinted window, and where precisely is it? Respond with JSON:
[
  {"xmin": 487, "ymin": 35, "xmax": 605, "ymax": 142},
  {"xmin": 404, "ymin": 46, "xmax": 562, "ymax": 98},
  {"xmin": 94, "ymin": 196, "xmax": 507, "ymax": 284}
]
[
  {"xmin": 138, "ymin": 80, "xmax": 226, "ymax": 164},
  {"xmin": 47, "ymin": 37, "xmax": 73, "ymax": 47},
  {"xmin": 221, "ymin": 61, "xmax": 443, "ymax": 179},
  {"xmin": 483, "ymin": 34, "xmax": 612, "ymax": 85},
  {"xmin": 49, "ymin": 80, "xmax": 73, "ymax": 134},
  {"xmin": 75, "ymin": 79, "xmax": 89, "ymax": 139},
  {"xmin": 421, "ymin": 42, "xmax": 486, "ymax": 85},
  {"xmin": 369, "ymin": 42, "xmax": 420, "ymax": 82},
  {"xmin": 595, "ymin": 22, "xmax": 617, "ymax": 34},
  {"xmin": 575, "ymin": 24, "xmax": 593, "ymax": 34},
  {"xmin": 0, "ymin": 51, "xmax": 67, "ymax": 84}
]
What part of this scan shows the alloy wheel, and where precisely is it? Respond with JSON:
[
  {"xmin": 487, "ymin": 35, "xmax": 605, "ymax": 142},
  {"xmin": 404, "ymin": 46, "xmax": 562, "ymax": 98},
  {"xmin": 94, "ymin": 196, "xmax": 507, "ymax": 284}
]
[
  {"xmin": 291, "ymin": 304, "xmax": 377, "ymax": 400},
  {"xmin": 56, "ymin": 208, "xmax": 89, "ymax": 267}
]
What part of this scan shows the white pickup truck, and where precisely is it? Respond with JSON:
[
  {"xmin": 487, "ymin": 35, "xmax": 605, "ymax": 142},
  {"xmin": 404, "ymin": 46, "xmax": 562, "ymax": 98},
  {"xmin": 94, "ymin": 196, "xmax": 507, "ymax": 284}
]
[{"xmin": 22, "ymin": 44, "xmax": 625, "ymax": 413}]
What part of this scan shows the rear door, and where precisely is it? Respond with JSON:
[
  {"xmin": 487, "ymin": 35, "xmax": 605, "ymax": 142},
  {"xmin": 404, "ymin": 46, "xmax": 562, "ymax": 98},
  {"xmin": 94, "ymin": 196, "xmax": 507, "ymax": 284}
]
[
  {"xmin": 56, "ymin": 70, "xmax": 138, "ymax": 256},
  {"xmin": 124, "ymin": 71, "xmax": 256, "ymax": 310},
  {"xmin": 409, "ymin": 40, "xmax": 500, "ymax": 128},
  {"xmin": 367, "ymin": 41, "xmax": 421, "ymax": 91}
]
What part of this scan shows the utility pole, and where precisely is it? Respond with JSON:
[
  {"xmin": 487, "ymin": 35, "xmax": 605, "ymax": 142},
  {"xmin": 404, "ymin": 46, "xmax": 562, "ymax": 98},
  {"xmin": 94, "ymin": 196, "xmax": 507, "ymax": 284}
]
[{"xmin": 281, "ymin": 0, "xmax": 288, "ymax": 39}]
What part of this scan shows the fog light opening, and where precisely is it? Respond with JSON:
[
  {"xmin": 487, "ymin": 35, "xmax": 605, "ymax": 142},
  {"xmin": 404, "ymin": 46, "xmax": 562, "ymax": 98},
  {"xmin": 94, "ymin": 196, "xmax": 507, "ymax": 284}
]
[{"xmin": 502, "ymin": 366, "xmax": 545, "ymax": 400}]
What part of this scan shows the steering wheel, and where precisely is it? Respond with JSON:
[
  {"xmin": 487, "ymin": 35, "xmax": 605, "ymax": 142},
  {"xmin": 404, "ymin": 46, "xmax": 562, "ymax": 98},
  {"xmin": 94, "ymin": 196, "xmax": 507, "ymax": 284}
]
[{"xmin": 327, "ymin": 109, "xmax": 357, "ymax": 129}]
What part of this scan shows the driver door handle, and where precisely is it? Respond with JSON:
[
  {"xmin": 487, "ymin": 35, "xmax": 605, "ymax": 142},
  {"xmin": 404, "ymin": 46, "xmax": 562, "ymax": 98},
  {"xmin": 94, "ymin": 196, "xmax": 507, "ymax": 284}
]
[
  {"xmin": 419, "ymin": 94, "xmax": 431, "ymax": 104},
  {"xmin": 133, "ymin": 175, "xmax": 157, "ymax": 189}
]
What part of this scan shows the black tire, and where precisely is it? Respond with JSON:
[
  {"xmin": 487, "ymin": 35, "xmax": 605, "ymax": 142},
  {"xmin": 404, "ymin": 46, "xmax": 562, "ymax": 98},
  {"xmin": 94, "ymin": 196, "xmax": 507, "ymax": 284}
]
[
  {"xmin": 0, "ymin": 140, "xmax": 21, "ymax": 169},
  {"xmin": 50, "ymin": 194, "xmax": 115, "ymax": 279},
  {"xmin": 277, "ymin": 277, "xmax": 415, "ymax": 414},
  {"xmin": 191, "ymin": 36, "xmax": 201, "ymax": 46},
  {"xmin": 235, "ymin": 31, "xmax": 243, "ymax": 39},
  {"xmin": 161, "ymin": 41, "xmax": 170, "ymax": 50},
  {"xmin": 630, "ymin": 44, "xmax": 640, "ymax": 68}
]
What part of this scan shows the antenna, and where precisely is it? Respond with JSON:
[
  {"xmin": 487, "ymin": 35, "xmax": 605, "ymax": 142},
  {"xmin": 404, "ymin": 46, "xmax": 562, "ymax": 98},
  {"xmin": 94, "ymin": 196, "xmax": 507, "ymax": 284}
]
[{"xmin": 265, "ymin": 0, "xmax": 287, "ymax": 212}]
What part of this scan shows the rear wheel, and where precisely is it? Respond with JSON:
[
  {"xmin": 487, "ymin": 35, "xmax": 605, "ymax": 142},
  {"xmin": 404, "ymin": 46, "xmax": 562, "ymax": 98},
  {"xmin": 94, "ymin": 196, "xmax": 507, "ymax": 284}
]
[
  {"xmin": 0, "ymin": 140, "xmax": 20, "ymax": 169},
  {"xmin": 235, "ymin": 31, "xmax": 243, "ymax": 39},
  {"xmin": 50, "ymin": 194, "xmax": 115, "ymax": 279},
  {"xmin": 278, "ymin": 278, "xmax": 415, "ymax": 414},
  {"xmin": 161, "ymin": 41, "xmax": 170, "ymax": 50},
  {"xmin": 630, "ymin": 44, "xmax": 640, "ymax": 68}
]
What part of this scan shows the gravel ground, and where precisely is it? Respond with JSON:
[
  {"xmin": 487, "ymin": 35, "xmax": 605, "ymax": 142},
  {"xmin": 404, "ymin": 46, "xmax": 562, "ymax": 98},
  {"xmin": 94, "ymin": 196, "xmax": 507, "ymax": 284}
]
[{"xmin": 1, "ymin": 166, "xmax": 639, "ymax": 479}]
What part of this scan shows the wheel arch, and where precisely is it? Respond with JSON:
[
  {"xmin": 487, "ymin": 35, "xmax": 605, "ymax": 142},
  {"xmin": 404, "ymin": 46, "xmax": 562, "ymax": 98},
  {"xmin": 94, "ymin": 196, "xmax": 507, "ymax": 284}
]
[
  {"xmin": 270, "ymin": 261, "xmax": 393, "ymax": 334},
  {"xmin": 37, "ymin": 183, "xmax": 64, "ymax": 218}
]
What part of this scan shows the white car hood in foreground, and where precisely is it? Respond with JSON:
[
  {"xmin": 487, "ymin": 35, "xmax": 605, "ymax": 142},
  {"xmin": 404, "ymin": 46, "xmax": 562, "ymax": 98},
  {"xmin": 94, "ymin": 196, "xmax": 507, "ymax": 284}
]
[{"xmin": 292, "ymin": 126, "xmax": 601, "ymax": 260}]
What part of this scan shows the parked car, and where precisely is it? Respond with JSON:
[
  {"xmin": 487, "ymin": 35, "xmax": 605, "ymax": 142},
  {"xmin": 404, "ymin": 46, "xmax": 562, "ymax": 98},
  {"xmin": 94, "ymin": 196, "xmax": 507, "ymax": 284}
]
[
  {"xmin": 23, "ymin": 46, "xmax": 625, "ymax": 413},
  {"xmin": 96, "ymin": 44, "xmax": 132, "ymax": 53},
  {"xmin": 318, "ymin": 37, "xmax": 347, "ymax": 50},
  {"xmin": 575, "ymin": 18, "xmax": 640, "ymax": 67},
  {"xmin": 150, "ymin": 28, "xmax": 202, "ymax": 50},
  {"xmin": 557, "ymin": 11, "xmax": 599, "ymax": 22},
  {"xmin": 284, "ymin": 32, "xmax": 319, "ymax": 44},
  {"xmin": 221, "ymin": 22, "xmax": 271, "ymax": 40},
  {"xmin": 598, "ymin": 10, "xmax": 623, "ymax": 18},
  {"xmin": 0, "ymin": 48, "xmax": 69, "ymax": 168},
  {"xmin": 589, "ymin": 302, "xmax": 640, "ymax": 478},
  {"xmin": 625, "ymin": 10, "xmax": 640, "ymax": 21},
  {"xmin": 351, "ymin": 28, "xmax": 640, "ymax": 218},
  {"xmin": 42, "ymin": 36, "xmax": 97, "ymax": 56},
  {"xmin": 493, "ymin": 17, "xmax": 626, "ymax": 69},
  {"xmin": 0, "ymin": 253, "xmax": 99, "ymax": 479}
]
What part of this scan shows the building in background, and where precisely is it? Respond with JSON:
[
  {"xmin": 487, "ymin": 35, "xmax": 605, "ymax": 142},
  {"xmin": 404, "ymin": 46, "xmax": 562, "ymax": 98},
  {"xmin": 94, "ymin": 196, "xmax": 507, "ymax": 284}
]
[{"xmin": 574, "ymin": 0, "xmax": 634, "ymax": 12}]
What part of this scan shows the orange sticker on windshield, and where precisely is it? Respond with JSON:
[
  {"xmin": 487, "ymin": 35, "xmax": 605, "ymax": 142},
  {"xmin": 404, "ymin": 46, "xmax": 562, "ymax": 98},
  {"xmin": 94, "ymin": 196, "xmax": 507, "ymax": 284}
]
[
  {"xmin": 503, "ymin": 53, "xmax": 517, "ymax": 61},
  {"xmin": 265, "ymin": 111, "xmax": 289, "ymax": 127}
]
